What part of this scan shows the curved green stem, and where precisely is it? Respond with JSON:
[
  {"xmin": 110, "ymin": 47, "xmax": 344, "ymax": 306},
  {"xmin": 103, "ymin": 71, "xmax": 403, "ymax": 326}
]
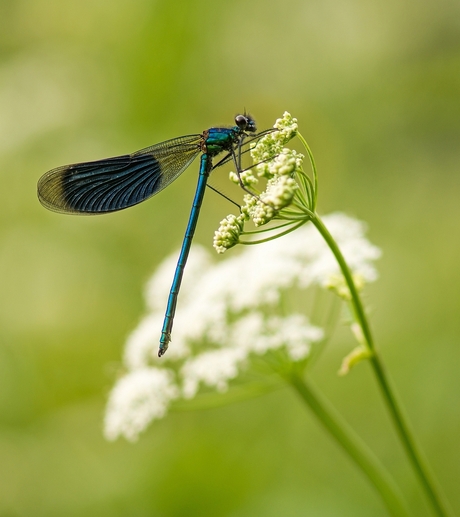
[
  {"xmin": 289, "ymin": 372, "xmax": 410, "ymax": 517},
  {"xmin": 311, "ymin": 215, "xmax": 374, "ymax": 350},
  {"xmin": 241, "ymin": 220, "xmax": 298, "ymax": 235},
  {"xmin": 240, "ymin": 220, "xmax": 307, "ymax": 245},
  {"xmin": 311, "ymin": 213, "xmax": 453, "ymax": 517},
  {"xmin": 297, "ymin": 132, "xmax": 318, "ymax": 210},
  {"xmin": 369, "ymin": 356, "xmax": 454, "ymax": 517}
]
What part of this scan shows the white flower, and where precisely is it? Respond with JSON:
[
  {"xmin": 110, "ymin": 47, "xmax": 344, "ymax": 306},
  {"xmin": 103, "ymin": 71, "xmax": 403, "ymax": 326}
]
[
  {"xmin": 250, "ymin": 111, "xmax": 298, "ymax": 170},
  {"xmin": 238, "ymin": 175, "xmax": 299, "ymax": 228},
  {"xmin": 213, "ymin": 213, "xmax": 246, "ymax": 253},
  {"xmin": 267, "ymin": 315, "xmax": 324, "ymax": 361},
  {"xmin": 229, "ymin": 312, "xmax": 323, "ymax": 361},
  {"xmin": 242, "ymin": 193, "xmax": 276, "ymax": 227},
  {"xmin": 178, "ymin": 311, "xmax": 323, "ymax": 399},
  {"xmin": 261, "ymin": 175, "xmax": 298, "ymax": 210},
  {"xmin": 181, "ymin": 348, "xmax": 247, "ymax": 398},
  {"xmin": 104, "ymin": 368, "xmax": 179, "ymax": 442},
  {"xmin": 265, "ymin": 149, "xmax": 304, "ymax": 177},
  {"xmin": 228, "ymin": 169, "xmax": 258, "ymax": 187},
  {"xmin": 274, "ymin": 111, "xmax": 299, "ymax": 140},
  {"xmin": 105, "ymin": 210, "xmax": 379, "ymax": 438}
]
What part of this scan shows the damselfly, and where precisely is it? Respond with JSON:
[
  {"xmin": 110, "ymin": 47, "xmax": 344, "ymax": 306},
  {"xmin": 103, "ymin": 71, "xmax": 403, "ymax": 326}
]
[{"xmin": 38, "ymin": 114, "xmax": 265, "ymax": 356}]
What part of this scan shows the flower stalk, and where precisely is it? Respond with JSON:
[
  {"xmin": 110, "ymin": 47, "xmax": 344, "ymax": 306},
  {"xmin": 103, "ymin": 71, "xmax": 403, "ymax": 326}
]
[
  {"xmin": 288, "ymin": 371, "xmax": 410, "ymax": 517},
  {"xmin": 311, "ymin": 213, "xmax": 453, "ymax": 517}
]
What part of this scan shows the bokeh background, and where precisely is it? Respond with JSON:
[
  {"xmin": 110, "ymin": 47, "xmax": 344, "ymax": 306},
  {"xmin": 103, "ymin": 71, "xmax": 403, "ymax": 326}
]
[{"xmin": 1, "ymin": 0, "xmax": 459, "ymax": 515}]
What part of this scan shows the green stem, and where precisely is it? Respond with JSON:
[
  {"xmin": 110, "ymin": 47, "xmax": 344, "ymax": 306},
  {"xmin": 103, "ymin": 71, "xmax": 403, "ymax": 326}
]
[
  {"xmin": 297, "ymin": 132, "xmax": 318, "ymax": 210},
  {"xmin": 311, "ymin": 215, "xmax": 374, "ymax": 350},
  {"xmin": 289, "ymin": 372, "xmax": 410, "ymax": 517},
  {"xmin": 240, "ymin": 220, "xmax": 307, "ymax": 245},
  {"xmin": 369, "ymin": 356, "xmax": 454, "ymax": 517},
  {"xmin": 311, "ymin": 213, "xmax": 453, "ymax": 517}
]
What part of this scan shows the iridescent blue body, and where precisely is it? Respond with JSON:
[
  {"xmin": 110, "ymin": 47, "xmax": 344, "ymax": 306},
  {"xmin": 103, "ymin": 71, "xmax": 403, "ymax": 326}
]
[{"xmin": 37, "ymin": 115, "xmax": 257, "ymax": 356}]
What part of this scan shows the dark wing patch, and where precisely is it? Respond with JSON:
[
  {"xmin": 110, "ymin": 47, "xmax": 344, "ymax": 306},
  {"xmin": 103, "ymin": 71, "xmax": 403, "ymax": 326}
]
[{"xmin": 37, "ymin": 135, "xmax": 202, "ymax": 214}]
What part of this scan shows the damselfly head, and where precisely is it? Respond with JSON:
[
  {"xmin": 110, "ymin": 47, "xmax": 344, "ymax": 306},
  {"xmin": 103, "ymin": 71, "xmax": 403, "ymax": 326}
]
[{"xmin": 235, "ymin": 114, "xmax": 257, "ymax": 133}]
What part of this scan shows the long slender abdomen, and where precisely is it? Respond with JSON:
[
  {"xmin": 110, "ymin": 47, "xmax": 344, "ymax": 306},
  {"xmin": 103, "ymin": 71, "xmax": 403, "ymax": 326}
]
[{"xmin": 159, "ymin": 154, "xmax": 211, "ymax": 357}]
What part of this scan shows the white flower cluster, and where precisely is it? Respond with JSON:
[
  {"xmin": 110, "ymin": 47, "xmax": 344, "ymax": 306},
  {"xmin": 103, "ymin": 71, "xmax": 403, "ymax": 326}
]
[
  {"xmin": 213, "ymin": 213, "xmax": 246, "ymax": 254},
  {"xmin": 274, "ymin": 111, "xmax": 299, "ymax": 140},
  {"xmin": 264, "ymin": 148, "xmax": 304, "ymax": 177},
  {"xmin": 244, "ymin": 175, "xmax": 298, "ymax": 227},
  {"xmin": 228, "ymin": 169, "xmax": 258, "ymax": 187},
  {"xmin": 104, "ymin": 368, "xmax": 179, "ymax": 442},
  {"xmin": 250, "ymin": 111, "xmax": 299, "ymax": 175},
  {"xmin": 214, "ymin": 112, "xmax": 303, "ymax": 252},
  {"xmin": 104, "ymin": 212, "xmax": 380, "ymax": 441}
]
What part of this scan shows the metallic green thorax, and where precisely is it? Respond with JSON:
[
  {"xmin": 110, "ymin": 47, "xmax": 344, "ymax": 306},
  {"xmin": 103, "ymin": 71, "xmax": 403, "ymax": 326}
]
[{"xmin": 203, "ymin": 126, "xmax": 243, "ymax": 157}]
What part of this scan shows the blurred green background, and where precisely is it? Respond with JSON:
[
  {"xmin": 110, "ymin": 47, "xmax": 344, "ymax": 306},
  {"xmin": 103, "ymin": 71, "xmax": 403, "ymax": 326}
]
[{"xmin": 1, "ymin": 0, "xmax": 459, "ymax": 515}]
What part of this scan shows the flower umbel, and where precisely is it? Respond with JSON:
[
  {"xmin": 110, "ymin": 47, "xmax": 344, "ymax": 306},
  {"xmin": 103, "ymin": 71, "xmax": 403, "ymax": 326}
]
[
  {"xmin": 250, "ymin": 111, "xmax": 299, "ymax": 172},
  {"xmin": 213, "ymin": 111, "xmax": 315, "ymax": 254},
  {"xmin": 104, "ymin": 212, "xmax": 380, "ymax": 441},
  {"xmin": 213, "ymin": 213, "xmax": 246, "ymax": 253},
  {"xmin": 104, "ymin": 368, "xmax": 179, "ymax": 442}
]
